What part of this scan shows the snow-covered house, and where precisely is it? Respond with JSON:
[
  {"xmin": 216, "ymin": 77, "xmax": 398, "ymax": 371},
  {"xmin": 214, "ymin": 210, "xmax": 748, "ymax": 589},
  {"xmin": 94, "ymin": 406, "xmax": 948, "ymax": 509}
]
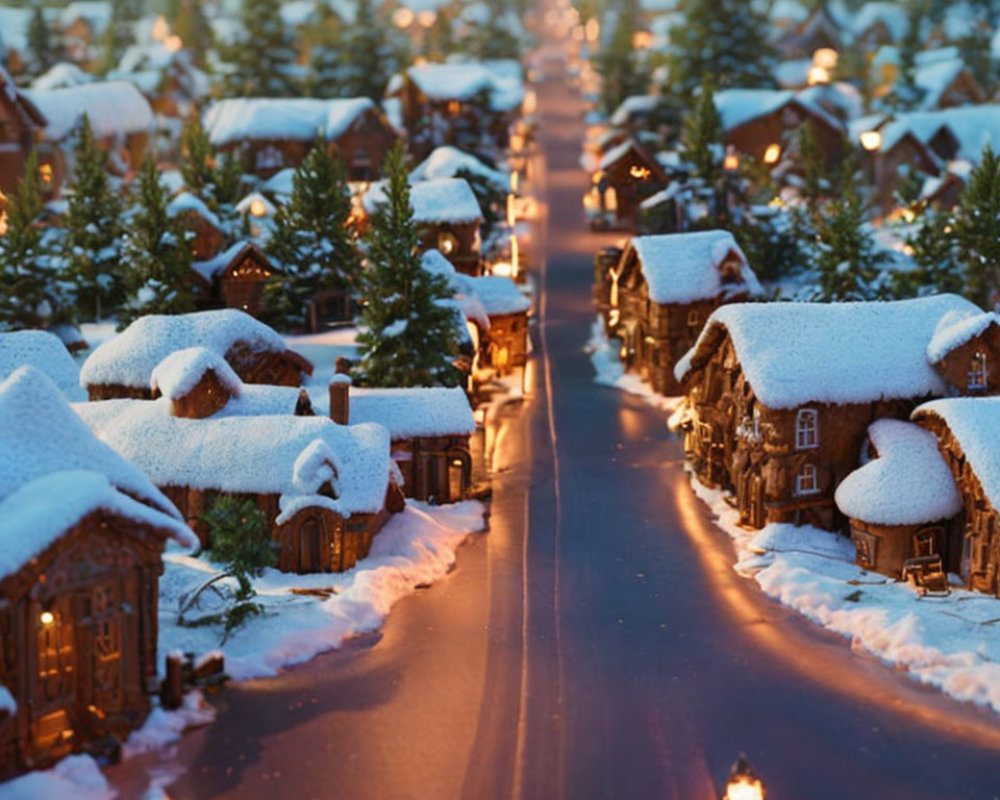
[
  {"xmin": 203, "ymin": 97, "xmax": 397, "ymax": 180},
  {"xmin": 168, "ymin": 192, "xmax": 229, "ymax": 263},
  {"xmin": 190, "ymin": 241, "xmax": 277, "ymax": 319},
  {"xmin": 772, "ymin": 3, "xmax": 844, "ymax": 58},
  {"xmin": 586, "ymin": 138, "xmax": 669, "ymax": 230},
  {"xmin": 59, "ymin": 1, "xmax": 112, "ymax": 65},
  {"xmin": 0, "ymin": 366, "xmax": 195, "ymax": 778},
  {"xmin": 926, "ymin": 310, "xmax": 1000, "ymax": 396},
  {"xmin": 463, "ymin": 275, "xmax": 531, "ymax": 377},
  {"xmin": 850, "ymin": 1, "xmax": 907, "ymax": 50},
  {"xmin": 329, "ymin": 377, "xmax": 476, "ymax": 504},
  {"xmin": 76, "ymin": 351, "xmax": 401, "ymax": 573},
  {"xmin": 410, "ymin": 146, "xmax": 509, "ymax": 193},
  {"xmin": 675, "ymin": 294, "xmax": 981, "ymax": 530},
  {"xmin": 0, "ymin": 63, "xmax": 48, "ymax": 196},
  {"xmin": 0, "ymin": 330, "xmax": 85, "ymax": 401},
  {"xmin": 911, "ymin": 52, "xmax": 984, "ymax": 111},
  {"xmin": 835, "ymin": 418, "xmax": 962, "ymax": 580},
  {"xmin": 0, "ymin": 7, "xmax": 33, "ymax": 75},
  {"xmin": 611, "ymin": 230, "xmax": 760, "ymax": 396},
  {"xmin": 81, "ymin": 309, "xmax": 313, "ymax": 400},
  {"xmin": 25, "ymin": 81, "xmax": 154, "ymax": 188},
  {"xmin": 850, "ymin": 116, "xmax": 942, "ymax": 212},
  {"xmin": 363, "ymin": 177, "xmax": 485, "ymax": 275},
  {"xmin": 108, "ymin": 43, "xmax": 210, "ymax": 124}
]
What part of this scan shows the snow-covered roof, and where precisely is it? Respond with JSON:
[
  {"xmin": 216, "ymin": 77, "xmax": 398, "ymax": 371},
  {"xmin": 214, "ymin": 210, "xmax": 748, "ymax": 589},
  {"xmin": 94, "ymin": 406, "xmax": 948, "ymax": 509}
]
[
  {"xmin": 410, "ymin": 146, "xmax": 508, "ymax": 190},
  {"xmin": 774, "ymin": 60, "xmax": 812, "ymax": 89},
  {"xmin": 628, "ymin": 230, "xmax": 761, "ymax": 305},
  {"xmin": 403, "ymin": 62, "xmax": 495, "ymax": 101},
  {"xmin": 851, "ymin": 1, "xmax": 907, "ymax": 41},
  {"xmin": 77, "ymin": 404, "xmax": 392, "ymax": 516},
  {"xmin": 597, "ymin": 139, "xmax": 651, "ymax": 171},
  {"xmin": 26, "ymin": 81, "xmax": 154, "ymax": 141},
  {"xmin": 914, "ymin": 396, "xmax": 1000, "ymax": 512},
  {"xmin": 167, "ymin": 192, "xmax": 222, "ymax": 228},
  {"xmin": 0, "ymin": 368, "xmax": 194, "ymax": 574},
  {"xmin": 151, "ymin": 347, "xmax": 243, "ymax": 401},
  {"xmin": 349, "ymin": 386, "xmax": 475, "ymax": 439},
  {"xmin": 715, "ymin": 89, "xmax": 843, "ymax": 134},
  {"xmin": 0, "ymin": 330, "xmax": 84, "ymax": 401},
  {"xmin": 676, "ymin": 295, "xmax": 981, "ymax": 409},
  {"xmin": 914, "ymin": 58, "xmax": 973, "ymax": 110},
  {"xmin": 0, "ymin": 7, "xmax": 31, "ymax": 52},
  {"xmin": 796, "ymin": 82, "xmax": 864, "ymax": 121},
  {"xmin": 610, "ymin": 95, "xmax": 661, "ymax": 127},
  {"xmin": 60, "ymin": 1, "xmax": 111, "ymax": 32},
  {"xmin": 81, "ymin": 310, "xmax": 298, "ymax": 390},
  {"xmin": 927, "ymin": 310, "xmax": 999, "ymax": 364},
  {"xmin": 464, "ymin": 275, "xmax": 531, "ymax": 316},
  {"xmin": 204, "ymin": 97, "xmax": 377, "ymax": 146},
  {"xmin": 30, "ymin": 62, "xmax": 94, "ymax": 92},
  {"xmin": 770, "ymin": 0, "xmax": 809, "ymax": 23},
  {"xmin": 834, "ymin": 418, "xmax": 961, "ymax": 525},
  {"xmin": 363, "ymin": 177, "xmax": 482, "ymax": 224}
]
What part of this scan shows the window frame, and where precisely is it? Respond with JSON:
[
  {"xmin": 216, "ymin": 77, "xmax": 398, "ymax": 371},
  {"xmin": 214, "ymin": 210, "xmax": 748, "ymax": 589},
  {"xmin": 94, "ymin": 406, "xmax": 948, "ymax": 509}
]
[{"xmin": 795, "ymin": 408, "xmax": 819, "ymax": 451}]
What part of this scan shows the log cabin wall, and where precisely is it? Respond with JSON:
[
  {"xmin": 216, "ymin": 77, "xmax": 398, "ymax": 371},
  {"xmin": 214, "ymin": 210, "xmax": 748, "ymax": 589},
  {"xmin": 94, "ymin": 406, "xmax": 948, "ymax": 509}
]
[
  {"xmin": 332, "ymin": 117, "xmax": 396, "ymax": 182},
  {"xmin": 161, "ymin": 370, "xmax": 234, "ymax": 420},
  {"xmin": 485, "ymin": 311, "xmax": 529, "ymax": 376},
  {"xmin": 599, "ymin": 149, "xmax": 666, "ymax": 227},
  {"xmin": 847, "ymin": 518, "xmax": 956, "ymax": 578},
  {"xmin": 932, "ymin": 326, "xmax": 1000, "ymax": 396},
  {"xmin": 727, "ymin": 107, "xmax": 843, "ymax": 170},
  {"xmin": 417, "ymin": 221, "xmax": 481, "ymax": 276},
  {"xmin": 394, "ymin": 435, "xmax": 472, "ymax": 504}
]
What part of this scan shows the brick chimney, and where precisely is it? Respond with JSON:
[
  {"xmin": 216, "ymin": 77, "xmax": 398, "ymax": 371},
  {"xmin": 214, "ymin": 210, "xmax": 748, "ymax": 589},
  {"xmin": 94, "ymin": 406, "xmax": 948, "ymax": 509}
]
[{"xmin": 329, "ymin": 374, "xmax": 351, "ymax": 425}]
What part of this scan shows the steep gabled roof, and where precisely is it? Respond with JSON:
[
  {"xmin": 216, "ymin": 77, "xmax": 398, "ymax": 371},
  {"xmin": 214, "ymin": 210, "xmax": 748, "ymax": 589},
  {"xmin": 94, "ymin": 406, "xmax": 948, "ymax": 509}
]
[{"xmin": 203, "ymin": 97, "xmax": 379, "ymax": 146}]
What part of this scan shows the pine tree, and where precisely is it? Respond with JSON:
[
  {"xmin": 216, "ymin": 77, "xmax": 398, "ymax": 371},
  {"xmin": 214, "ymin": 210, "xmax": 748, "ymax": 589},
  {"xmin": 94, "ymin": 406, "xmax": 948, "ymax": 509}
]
[
  {"xmin": 338, "ymin": 0, "xmax": 395, "ymax": 100},
  {"xmin": 810, "ymin": 191, "xmax": 889, "ymax": 301},
  {"xmin": 595, "ymin": 0, "xmax": 648, "ymax": 114},
  {"xmin": 118, "ymin": 156, "xmax": 194, "ymax": 326},
  {"xmin": 682, "ymin": 78, "xmax": 722, "ymax": 185},
  {"xmin": 64, "ymin": 115, "xmax": 123, "ymax": 321},
  {"xmin": 166, "ymin": 0, "xmax": 213, "ymax": 67},
  {"xmin": 470, "ymin": 0, "xmax": 521, "ymax": 60},
  {"xmin": 0, "ymin": 152, "xmax": 71, "ymax": 330},
  {"xmin": 308, "ymin": 15, "xmax": 345, "ymax": 98},
  {"xmin": 180, "ymin": 114, "xmax": 216, "ymax": 197},
  {"xmin": 889, "ymin": 1, "xmax": 925, "ymax": 111},
  {"xmin": 892, "ymin": 211, "xmax": 965, "ymax": 297},
  {"xmin": 667, "ymin": 0, "xmax": 776, "ymax": 98},
  {"xmin": 26, "ymin": 6, "xmax": 57, "ymax": 75},
  {"xmin": 355, "ymin": 145, "xmax": 462, "ymax": 387},
  {"xmin": 953, "ymin": 144, "xmax": 1000, "ymax": 309},
  {"xmin": 99, "ymin": 0, "xmax": 137, "ymax": 73},
  {"xmin": 224, "ymin": 0, "xmax": 299, "ymax": 97},
  {"xmin": 264, "ymin": 137, "xmax": 361, "ymax": 330}
]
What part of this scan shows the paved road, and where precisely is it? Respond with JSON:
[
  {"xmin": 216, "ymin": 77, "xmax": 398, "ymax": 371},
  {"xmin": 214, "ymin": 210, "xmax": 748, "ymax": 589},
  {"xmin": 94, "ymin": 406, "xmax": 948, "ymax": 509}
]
[{"xmin": 110, "ymin": 31, "xmax": 1000, "ymax": 800}]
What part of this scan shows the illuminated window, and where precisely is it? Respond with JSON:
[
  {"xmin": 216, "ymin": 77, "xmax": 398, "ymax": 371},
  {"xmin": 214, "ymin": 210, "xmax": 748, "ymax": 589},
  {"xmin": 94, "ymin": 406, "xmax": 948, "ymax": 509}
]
[
  {"xmin": 39, "ymin": 163, "xmax": 53, "ymax": 185},
  {"xmin": 437, "ymin": 231, "xmax": 458, "ymax": 255},
  {"xmin": 796, "ymin": 463, "xmax": 819, "ymax": 495},
  {"xmin": 686, "ymin": 308, "xmax": 701, "ymax": 329},
  {"xmin": 968, "ymin": 351, "xmax": 988, "ymax": 391},
  {"xmin": 255, "ymin": 145, "xmax": 283, "ymax": 170},
  {"xmin": 795, "ymin": 408, "xmax": 818, "ymax": 450}
]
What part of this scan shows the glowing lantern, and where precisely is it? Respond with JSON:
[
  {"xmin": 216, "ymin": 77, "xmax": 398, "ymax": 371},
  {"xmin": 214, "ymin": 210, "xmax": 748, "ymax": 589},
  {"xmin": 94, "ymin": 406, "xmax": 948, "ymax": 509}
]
[
  {"xmin": 860, "ymin": 130, "xmax": 882, "ymax": 151},
  {"xmin": 438, "ymin": 231, "xmax": 458, "ymax": 255},
  {"xmin": 813, "ymin": 47, "xmax": 838, "ymax": 70},
  {"xmin": 151, "ymin": 15, "xmax": 170, "ymax": 42},
  {"xmin": 393, "ymin": 7, "xmax": 414, "ymax": 27},
  {"xmin": 629, "ymin": 164, "xmax": 651, "ymax": 180},
  {"xmin": 632, "ymin": 30, "xmax": 653, "ymax": 49},
  {"xmin": 510, "ymin": 235, "xmax": 519, "ymax": 278},
  {"xmin": 249, "ymin": 198, "xmax": 267, "ymax": 217},
  {"xmin": 165, "ymin": 34, "xmax": 183, "ymax": 52},
  {"xmin": 807, "ymin": 65, "xmax": 830, "ymax": 85},
  {"xmin": 723, "ymin": 754, "xmax": 765, "ymax": 800},
  {"xmin": 39, "ymin": 611, "xmax": 54, "ymax": 626},
  {"xmin": 724, "ymin": 153, "xmax": 740, "ymax": 171},
  {"xmin": 585, "ymin": 18, "xmax": 599, "ymax": 43},
  {"xmin": 417, "ymin": 10, "xmax": 436, "ymax": 27},
  {"xmin": 763, "ymin": 144, "xmax": 781, "ymax": 165},
  {"xmin": 39, "ymin": 163, "xmax": 53, "ymax": 185}
]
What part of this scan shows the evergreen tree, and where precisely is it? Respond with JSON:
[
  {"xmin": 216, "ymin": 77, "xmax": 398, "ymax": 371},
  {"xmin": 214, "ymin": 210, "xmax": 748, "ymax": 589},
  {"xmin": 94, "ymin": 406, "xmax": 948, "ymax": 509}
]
[
  {"xmin": 889, "ymin": 1, "xmax": 925, "ymax": 111},
  {"xmin": 682, "ymin": 78, "xmax": 722, "ymax": 185},
  {"xmin": 470, "ymin": 0, "xmax": 521, "ymax": 60},
  {"xmin": 308, "ymin": 15, "xmax": 345, "ymax": 98},
  {"xmin": 264, "ymin": 137, "xmax": 361, "ymax": 330},
  {"xmin": 959, "ymin": 24, "xmax": 994, "ymax": 95},
  {"xmin": 64, "ymin": 115, "xmax": 123, "ymax": 320},
  {"xmin": 797, "ymin": 122, "xmax": 826, "ymax": 211},
  {"xmin": 355, "ymin": 145, "xmax": 462, "ymax": 387},
  {"xmin": 26, "ymin": 6, "xmax": 57, "ymax": 75},
  {"xmin": 339, "ymin": 0, "xmax": 395, "ymax": 100},
  {"xmin": 224, "ymin": 0, "xmax": 299, "ymax": 97},
  {"xmin": 892, "ymin": 211, "xmax": 965, "ymax": 297},
  {"xmin": 953, "ymin": 144, "xmax": 1000, "ymax": 309},
  {"xmin": 596, "ymin": 0, "xmax": 648, "ymax": 113},
  {"xmin": 180, "ymin": 114, "xmax": 215, "ymax": 197},
  {"xmin": 119, "ymin": 156, "xmax": 194, "ymax": 326},
  {"xmin": 810, "ymin": 191, "xmax": 889, "ymax": 301},
  {"xmin": 667, "ymin": 0, "xmax": 776, "ymax": 98},
  {"xmin": 99, "ymin": 0, "xmax": 137, "ymax": 73},
  {"xmin": 166, "ymin": 0, "xmax": 213, "ymax": 67},
  {"xmin": 0, "ymin": 152, "xmax": 70, "ymax": 329}
]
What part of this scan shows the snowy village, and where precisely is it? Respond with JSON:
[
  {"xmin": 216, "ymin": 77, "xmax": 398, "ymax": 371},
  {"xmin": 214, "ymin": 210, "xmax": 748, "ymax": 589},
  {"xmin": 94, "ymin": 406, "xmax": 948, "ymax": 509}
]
[{"xmin": 2, "ymin": 0, "xmax": 1000, "ymax": 796}]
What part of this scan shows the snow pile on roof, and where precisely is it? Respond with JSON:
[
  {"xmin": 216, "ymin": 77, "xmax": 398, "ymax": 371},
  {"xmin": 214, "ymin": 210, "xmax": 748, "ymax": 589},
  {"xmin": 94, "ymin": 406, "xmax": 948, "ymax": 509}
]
[
  {"xmin": 30, "ymin": 61, "xmax": 94, "ymax": 91},
  {"xmin": 151, "ymin": 347, "xmax": 243, "ymax": 401},
  {"xmin": 363, "ymin": 177, "xmax": 482, "ymax": 224},
  {"xmin": 597, "ymin": 139, "xmax": 647, "ymax": 171},
  {"xmin": 191, "ymin": 241, "xmax": 260, "ymax": 283},
  {"xmin": 464, "ymin": 275, "xmax": 530, "ymax": 315},
  {"xmin": 715, "ymin": 89, "xmax": 842, "ymax": 133},
  {"xmin": 404, "ymin": 62, "xmax": 495, "ymax": 101},
  {"xmin": 927, "ymin": 310, "xmax": 999, "ymax": 363},
  {"xmin": 915, "ymin": 396, "xmax": 1000, "ymax": 511},
  {"xmin": 915, "ymin": 57, "xmax": 970, "ymax": 110},
  {"xmin": 0, "ymin": 330, "xmax": 84, "ymax": 400},
  {"xmin": 851, "ymin": 1, "xmax": 907, "ymax": 41},
  {"xmin": 26, "ymin": 81, "xmax": 153, "ymax": 141},
  {"xmin": 349, "ymin": 386, "xmax": 475, "ymax": 439},
  {"xmin": 609, "ymin": 94, "xmax": 660, "ymax": 127},
  {"xmin": 835, "ymin": 419, "xmax": 961, "ymax": 525},
  {"xmin": 630, "ymin": 230, "xmax": 761, "ymax": 305},
  {"xmin": 60, "ymin": 1, "xmax": 111, "ymax": 32},
  {"xmin": 81, "ymin": 310, "xmax": 295, "ymax": 390},
  {"xmin": 410, "ymin": 146, "xmax": 508, "ymax": 190},
  {"xmin": 853, "ymin": 106, "xmax": 1000, "ymax": 160},
  {"xmin": 0, "ymin": 7, "xmax": 32, "ymax": 52},
  {"xmin": 204, "ymin": 97, "xmax": 376, "ymax": 146},
  {"xmin": 676, "ymin": 295, "xmax": 980, "ymax": 408},
  {"xmin": 167, "ymin": 192, "xmax": 222, "ymax": 228}
]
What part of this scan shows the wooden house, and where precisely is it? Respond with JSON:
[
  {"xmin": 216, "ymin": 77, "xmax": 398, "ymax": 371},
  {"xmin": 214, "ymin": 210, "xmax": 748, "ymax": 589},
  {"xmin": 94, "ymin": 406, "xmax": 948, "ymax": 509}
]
[
  {"xmin": 861, "ymin": 127, "xmax": 941, "ymax": 213},
  {"xmin": 912, "ymin": 56, "xmax": 985, "ymax": 111},
  {"xmin": 364, "ymin": 177, "xmax": 485, "ymax": 275},
  {"xmin": 0, "ymin": 366, "xmax": 195, "ymax": 778},
  {"xmin": 203, "ymin": 97, "xmax": 397, "ymax": 181},
  {"xmin": 332, "ymin": 377, "xmax": 476, "ymax": 504},
  {"xmin": 76, "ymin": 351, "xmax": 401, "ymax": 574},
  {"xmin": 167, "ymin": 193, "xmax": 229, "ymax": 263},
  {"xmin": 0, "ymin": 64, "xmax": 48, "ymax": 197},
  {"xmin": 587, "ymin": 138, "xmax": 669, "ymax": 230},
  {"xmin": 58, "ymin": 1, "xmax": 111, "ymax": 67},
  {"xmin": 611, "ymin": 230, "xmax": 762, "ymax": 396},
  {"xmin": 109, "ymin": 44, "xmax": 210, "ymax": 125},
  {"xmin": 675, "ymin": 295, "xmax": 980, "ymax": 531},
  {"xmin": 780, "ymin": 4, "xmax": 844, "ymax": 58},
  {"xmin": 465, "ymin": 276, "xmax": 531, "ymax": 376},
  {"xmin": 850, "ymin": 1, "xmax": 907, "ymax": 51},
  {"xmin": 81, "ymin": 309, "xmax": 313, "ymax": 400},
  {"xmin": 191, "ymin": 241, "xmax": 276, "ymax": 319},
  {"xmin": 835, "ymin": 418, "xmax": 962, "ymax": 578}
]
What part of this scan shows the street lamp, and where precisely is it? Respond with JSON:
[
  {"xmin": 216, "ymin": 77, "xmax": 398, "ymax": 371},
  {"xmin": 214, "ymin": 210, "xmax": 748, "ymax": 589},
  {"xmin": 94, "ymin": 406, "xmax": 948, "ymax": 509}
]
[
  {"xmin": 860, "ymin": 130, "xmax": 882, "ymax": 152},
  {"xmin": 763, "ymin": 144, "xmax": 781, "ymax": 165},
  {"xmin": 723, "ymin": 754, "xmax": 765, "ymax": 800}
]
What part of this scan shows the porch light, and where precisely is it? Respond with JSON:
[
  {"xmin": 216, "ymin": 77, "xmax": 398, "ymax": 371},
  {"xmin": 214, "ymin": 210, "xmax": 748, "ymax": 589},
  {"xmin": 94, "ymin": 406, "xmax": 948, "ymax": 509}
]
[
  {"xmin": 724, "ymin": 153, "xmax": 740, "ymax": 171},
  {"xmin": 723, "ymin": 754, "xmax": 765, "ymax": 800},
  {"xmin": 807, "ymin": 65, "xmax": 830, "ymax": 85},
  {"xmin": 39, "ymin": 163, "xmax": 53, "ymax": 184},
  {"xmin": 763, "ymin": 144, "xmax": 781, "ymax": 165},
  {"xmin": 165, "ymin": 34, "xmax": 183, "ymax": 52},
  {"xmin": 249, "ymin": 198, "xmax": 267, "ymax": 217},
  {"xmin": 619, "ymin": 344, "xmax": 628, "ymax": 360},
  {"xmin": 632, "ymin": 31, "xmax": 653, "ymax": 49},
  {"xmin": 860, "ymin": 130, "xmax": 882, "ymax": 151},
  {"xmin": 417, "ymin": 10, "xmax": 436, "ymax": 27},
  {"xmin": 585, "ymin": 18, "xmax": 599, "ymax": 43},
  {"xmin": 393, "ymin": 7, "xmax": 414, "ymax": 27},
  {"xmin": 39, "ymin": 611, "xmax": 54, "ymax": 626},
  {"xmin": 438, "ymin": 231, "xmax": 457, "ymax": 255},
  {"xmin": 813, "ymin": 47, "xmax": 838, "ymax": 70}
]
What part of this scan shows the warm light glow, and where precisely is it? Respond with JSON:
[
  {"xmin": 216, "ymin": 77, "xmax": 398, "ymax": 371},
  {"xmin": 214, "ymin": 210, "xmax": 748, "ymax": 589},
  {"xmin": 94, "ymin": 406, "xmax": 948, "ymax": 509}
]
[
  {"xmin": 491, "ymin": 261, "xmax": 513, "ymax": 277},
  {"xmin": 507, "ymin": 193, "xmax": 516, "ymax": 227},
  {"xmin": 807, "ymin": 65, "xmax": 830, "ymax": 85},
  {"xmin": 0, "ymin": 212, "xmax": 7, "ymax": 236},
  {"xmin": 165, "ymin": 34, "xmax": 183, "ymax": 52},
  {"xmin": 725, "ymin": 776, "xmax": 765, "ymax": 800},
  {"xmin": 632, "ymin": 30, "xmax": 653, "ymax": 49},
  {"xmin": 585, "ymin": 18, "xmax": 599, "ymax": 43},
  {"xmin": 763, "ymin": 144, "xmax": 781, "ymax": 165},
  {"xmin": 39, "ymin": 163, "xmax": 53, "ymax": 184},
  {"xmin": 604, "ymin": 186, "xmax": 617, "ymax": 212},
  {"xmin": 608, "ymin": 307, "xmax": 620, "ymax": 327},
  {"xmin": 417, "ymin": 9, "xmax": 436, "ymax": 27},
  {"xmin": 629, "ymin": 164, "xmax": 651, "ymax": 180},
  {"xmin": 510, "ymin": 235, "xmax": 519, "ymax": 278},
  {"xmin": 510, "ymin": 170, "xmax": 519, "ymax": 194},
  {"xmin": 151, "ymin": 14, "xmax": 170, "ymax": 43},
  {"xmin": 510, "ymin": 132, "xmax": 525, "ymax": 153},
  {"xmin": 813, "ymin": 47, "xmax": 838, "ymax": 70},
  {"xmin": 860, "ymin": 130, "xmax": 882, "ymax": 151},
  {"xmin": 39, "ymin": 611, "xmax": 54, "ymax": 626},
  {"xmin": 619, "ymin": 344, "xmax": 628, "ymax": 360},
  {"xmin": 438, "ymin": 231, "xmax": 457, "ymax": 255},
  {"xmin": 523, "ymin": 90, "xmax": 537, "ymax": 116},
  {"xmin": 724, "ymin": 154, "xmax": 740, "ymax": 171},
  {"xmin": 249, "ymin": 198, "xmax": 267, "ymax": 217},
  {"xmin": 393, "ymin": 7, "xmax": 414, "ymax": 27}
]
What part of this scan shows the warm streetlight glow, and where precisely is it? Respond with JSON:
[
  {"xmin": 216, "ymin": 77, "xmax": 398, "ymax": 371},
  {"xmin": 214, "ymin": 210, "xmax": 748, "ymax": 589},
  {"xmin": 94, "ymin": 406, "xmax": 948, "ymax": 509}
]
[
  {"xmin": 417, "ymin": 10, "xmax": 436, "ymax": 27},
  {"xmin": 632, "ymin": 30, "xmax": 653, "ymax": 49},
  {"xmin": 507, "ymin": 193, "xmax": 516, "ymax": 227},
  {"xmin": 629, "ymin": 164, "xmax": 651, "ymax": 179},
  {"xmin": 523, "ymin": 90, "xmax": 538, "ymax": 115},
  {"xmin": 510, "ymin": 235, "xmax": 519, "ymax": 278},
  {"xmin": 510, "ymin": 170, "xmax": 519, "ymax": 194},
  {"xmin": 813, "ymin": 47, "xmax": 838, "ymax": 70},
  {"xmin": 165, "ymin": 34, "xmax": 183, "ymax": 52},
  {"xmin": 724, "ymin": 755, "xmax": 765, "ymax": 800},
  {"xmin": 40, "ymin": 611, "xmax": 54, "ymax": 626},
  {"xmin": 151, "ymin": 14, "xmax": 170, "ymax": 42},
  {"xmin": 763, "ymin": 144, "xmax": 781, "ymax": 165},
  {"xmin": 724, "ymin": 153, "xmax": 740, "ymax": 171},
  {"xmin": 585, "ymin": 18, "xmax": 599, "ymax": 43},
  {"xmin": 860, "ymin": 130, "xmax": 882, "ymax": 151},
  {"xmin": 249, "ymin": 198, "xmax": 268, "ymax": 217},
  {"xmin": 393, "ymin": 7, "xmax": 414, "ymax": 27},
  {"xmin": 807, "ymin": 65, "xmax": 830, "ymax": 85}
]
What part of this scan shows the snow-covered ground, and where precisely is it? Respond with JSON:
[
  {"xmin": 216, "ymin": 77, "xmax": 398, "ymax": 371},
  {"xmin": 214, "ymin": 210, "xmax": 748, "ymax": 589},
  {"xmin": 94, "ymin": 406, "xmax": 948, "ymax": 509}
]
[
  {"xmin": 158, "ymin": 500, "xmax": 485, "ymax": 680},
  {"xmin": 0, "ymin": 755, "xmax": 115, "ymax": 800},
  {"xmin": 691, "ymin": 478, "xmax": 1000, "ymax": 716}
]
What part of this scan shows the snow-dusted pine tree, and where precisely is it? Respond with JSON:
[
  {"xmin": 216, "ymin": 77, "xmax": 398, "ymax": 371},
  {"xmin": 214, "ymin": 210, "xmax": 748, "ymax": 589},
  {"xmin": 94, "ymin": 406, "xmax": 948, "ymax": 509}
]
[
  {"xmin": 338, "ymin": 0, "xmax": 396, "ymax": 101},
  {"xmin": 179, "ymin": 115, "xmax": 244, "ymax": 232},
  {"xmin": 682, "ymin": 79, "xmax": 722, "ymax": 185},
  {"xmin": 99, "ymin": 0, "xmax": 137, "ymax": 73},
  {"xmin": 355, "ymin": 145, "xmax": 462, "ymax": 388},
  {"xmin": 893, "ymin": 211, "xmax": 965, "ymax": 297},
  {"xmin": 887, "ymin": 2, "xmax": 925, "ymax": 111},
  {"xmin": 118, "ymin": 156, "xmax": 194, "ymax": 326},
  {"xmin": 954, "ymin": 144, "xmax": 1000, "ymax": 309},
  {"xmin": 167, "ymin": 0, "xmax": 213, "ymax": 67},
  {"xmin": 263, "ymin": 137, "xmax": 361, "ymax": 330},
  {"xmin": 224, "ymin": 0, "xmax": 299, "ymax": 97},
  {"xmin": 0, "ymin": 152, "xmax": 71, "ymax": 330},
  {"xmin": 596, "ymin": 0, "xmax": 648, "ymax": 113},
  {"xmin": 64, "ymin": 115, "xmax": 123, "ymax": 320},
  {"xmin": 667, "ymin": 0, "xmax": 776, "ymax": 98},
  {"xmin": 26, "ymin": 7, "xmax": 57, "ymax": 76},
  {"xmin": 810, "ymin": 191, "xmax": 889, "ymax": 301}
]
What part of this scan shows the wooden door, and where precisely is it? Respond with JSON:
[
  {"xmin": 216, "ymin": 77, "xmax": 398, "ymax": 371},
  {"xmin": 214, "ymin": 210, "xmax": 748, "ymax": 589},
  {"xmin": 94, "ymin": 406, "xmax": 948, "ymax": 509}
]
[
  {"xmin": 31, "ymin": 598, "xmax": 77, "ymax": 759},
  {"xmin": 82, "ymin": 581, "xmax": 125, "ymax": 718},
  {"xmin": 298, "ymin": 517, "xmax": 323, "ymax": 573}
]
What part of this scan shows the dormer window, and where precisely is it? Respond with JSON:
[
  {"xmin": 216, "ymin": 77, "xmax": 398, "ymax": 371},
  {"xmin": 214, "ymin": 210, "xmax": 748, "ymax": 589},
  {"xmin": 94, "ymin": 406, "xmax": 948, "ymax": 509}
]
[
  {"xmin": 795, "ymin": 408, "xmax": 819, "ymax": 450},
  {"xmin": 796, "ymin": 463, "xmax": 819, "ymax": 496},
  {"xmin": 255, "ymin": 145, "xmax": 283, "ymax": 171},
  {"xmin": 968, "ymin": 351, "xmax": 988, "ymax": 391},
  {"xmin": 719, "ymin": 254, "xmax": 742, "ymax": 283}
]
